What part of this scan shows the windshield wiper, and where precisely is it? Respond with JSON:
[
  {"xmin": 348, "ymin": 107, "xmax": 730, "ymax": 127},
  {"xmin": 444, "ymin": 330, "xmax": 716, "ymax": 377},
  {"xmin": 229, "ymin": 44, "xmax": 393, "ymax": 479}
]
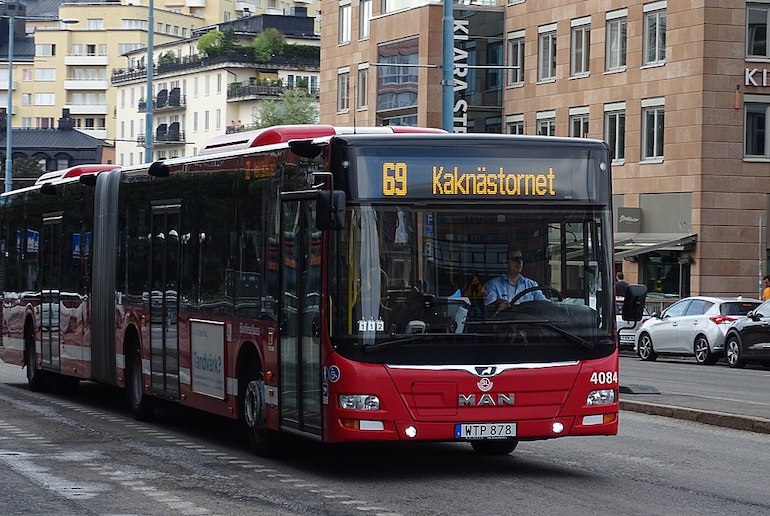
[
  {"xmin": 362, "ymin": 334, "xmax": 449, "ymax": 353},
  {"xmin": 530, "ymin": 321, "xmax": 595, "ymax": 350},
  {"xmin": 467, "ymin": 318, "xmax": 594, "ymax": 350}
]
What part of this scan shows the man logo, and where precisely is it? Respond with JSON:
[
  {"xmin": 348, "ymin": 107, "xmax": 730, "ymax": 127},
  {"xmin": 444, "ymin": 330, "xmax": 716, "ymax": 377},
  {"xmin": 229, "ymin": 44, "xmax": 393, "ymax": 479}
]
[{"xmin": 458, "ymin": 393, "xmax": 515, "ymax": 407}]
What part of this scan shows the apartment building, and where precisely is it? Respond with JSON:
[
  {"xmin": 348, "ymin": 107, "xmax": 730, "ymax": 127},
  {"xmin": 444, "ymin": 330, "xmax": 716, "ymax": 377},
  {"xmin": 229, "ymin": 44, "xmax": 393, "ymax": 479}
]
[
  {"xmin": 0, "ymin": 0, "xmax": 321, "ymax": 168},
  {"xmin": 320, "ymin": 0, "xmax": 770, "ymax": 299},
  {"xmin": 112, "ymin": 11, "xmax": 320, "ymax": 164}
]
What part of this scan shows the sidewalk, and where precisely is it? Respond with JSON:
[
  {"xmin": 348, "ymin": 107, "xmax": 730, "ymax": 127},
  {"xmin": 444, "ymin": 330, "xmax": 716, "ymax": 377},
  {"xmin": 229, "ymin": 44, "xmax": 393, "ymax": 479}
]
[{"xmin": 620, "ymin": 390, "xmax": 770, "ymax": 434}]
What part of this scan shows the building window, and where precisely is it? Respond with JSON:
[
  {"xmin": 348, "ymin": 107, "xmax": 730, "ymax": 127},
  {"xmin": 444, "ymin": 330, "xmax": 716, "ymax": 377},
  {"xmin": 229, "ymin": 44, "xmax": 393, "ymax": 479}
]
[
  {"xmin": 506, "ymin": 114, "xmax": 524, "ymax": 134},
  {"xmin": 570, "ymin": 19, "xmax": 590, "ymax": 76},
  {"xmin": 87, "ymin": 19, "xmax": 104, "ymax": 30},
  {"xmin": 748, "ymin": 4, "xmax": 770, "ymax": 58},
  {"xmin": 34, "ymin": 93, "xmax": 56, "ymax": 105},
  {"xmin": 35, "ymin": 44, "xmax": 55, "ymax": 57},
  {"xmin": 537, "ymin": 111, "xmax": 556, "ymax": 136},
  {"xmin": 538, "ymin": 25, "xmax": 557, "ymax": 81},
  {"xmin": 745, "ymin": 100, "xmax": 770, "ymax": 157},
  {"xmin": 507, "ymin": 31, "xmax": 524, "ymax": 86},
  {"xmin": 339, "ymin": 1, "xmax": 352, "ymax": 44},
  {"xmin": 605, "ymin": 105, "xmax": 626, "ymax": 162},
  {"xmin": 606, "ymin": 10, "xmax": 627, "ymax": 71},
  {"xmin": 569, "ymin": 109, "xmax": 589, "ymax": 138},
  {"xmin": 360, "ymin": 0, "xmax": 372, "ymax": 39},
  {"xmin": 642, "ymin": 99, "xmax": 665, "ymax": 160},
  {"xmin": 35, "ymin": 69, "xmax": 55, "ymax": 81},
  {"xmin": 337, "ymin": 68, "xmax": 350, "ymax": 112},
  {"xmin": 643, "ymin": 2, "xmax": 667, "ymax": 65},
  {"xmin": 376, "ymin": 39, "xmax": 418, "ymax": 113},
  {"xmin": 357, "ymin": 66, "xmax": 369, "ymax": 109}
]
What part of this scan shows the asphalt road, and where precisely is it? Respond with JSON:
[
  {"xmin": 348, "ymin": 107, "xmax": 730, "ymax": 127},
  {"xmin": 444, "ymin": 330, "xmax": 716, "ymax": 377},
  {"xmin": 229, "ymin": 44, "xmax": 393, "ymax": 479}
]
[
  {"xmin": 2, "ymin": 359, "xmax": 770, "ymax": 514},
  {"xmin": 619, "ymin": 354, "xmax": 770, "ymax": 433}
]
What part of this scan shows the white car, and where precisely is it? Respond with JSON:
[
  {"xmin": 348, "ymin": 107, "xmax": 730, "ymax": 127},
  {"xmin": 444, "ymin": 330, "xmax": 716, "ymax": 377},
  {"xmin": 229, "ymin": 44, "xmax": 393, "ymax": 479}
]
[{"xmin": 634, "ymin": 296, "xmax": 761, "ymax": 364}]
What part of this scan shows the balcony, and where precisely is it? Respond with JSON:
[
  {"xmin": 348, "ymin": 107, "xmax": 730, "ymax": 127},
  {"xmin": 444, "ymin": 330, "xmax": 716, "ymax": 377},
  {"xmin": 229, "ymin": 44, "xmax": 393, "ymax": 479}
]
[
  {"xmin": 64, "ymin": 79, "xmax": 110, "ymax": 90},
  {"xmin": 65, "ymin": 103, "xmax": 109, "ymax": 115},
  {"xmin": 227, "ymin": 83, "xmax": 319, "ymax": 101},
  {"xmin": 65, "ymin": 54, "xmax": 110, "ymax": 66},
  {"xmin": 112, "ymin": 51, "xmax": 320, "ymax": 84},
  {"xmin": 138, "ymin": 122, "xmax": 185, "ymax": 146},
  {"xmin": 138, "ymin": 88, "xmax": 186, "ymax": 113}
]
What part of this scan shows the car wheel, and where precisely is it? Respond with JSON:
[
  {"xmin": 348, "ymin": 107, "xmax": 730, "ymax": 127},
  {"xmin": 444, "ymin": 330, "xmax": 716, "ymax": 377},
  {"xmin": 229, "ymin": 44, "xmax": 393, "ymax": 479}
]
[
  {"xmin": 693, "ymin": 335, "xmax": 716, "ymax": 365},
  {"xmin": 470, "ymin": 439, "xmax": 519, "ymax": 455},
  {"xmin": 725, "ymin": 335, "xmax": 745, "ymax": 369},
  {"xmin": 637, "ymin": 333, "xmax": 658, "ymax": 361}
]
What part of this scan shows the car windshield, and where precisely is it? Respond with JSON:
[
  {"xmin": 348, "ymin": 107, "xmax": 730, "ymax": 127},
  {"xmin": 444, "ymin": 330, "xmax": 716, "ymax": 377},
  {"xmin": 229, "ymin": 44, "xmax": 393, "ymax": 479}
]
[{"xmin": 328, "ymin": 205, "xmax": 615, "ymax": 365}]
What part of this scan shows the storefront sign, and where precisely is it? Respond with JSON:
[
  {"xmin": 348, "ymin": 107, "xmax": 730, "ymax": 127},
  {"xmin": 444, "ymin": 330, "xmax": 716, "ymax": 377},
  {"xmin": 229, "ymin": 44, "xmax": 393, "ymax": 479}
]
[{"xmin": 617, "ymin": 207, "xmax": 642, "ymax": 233}]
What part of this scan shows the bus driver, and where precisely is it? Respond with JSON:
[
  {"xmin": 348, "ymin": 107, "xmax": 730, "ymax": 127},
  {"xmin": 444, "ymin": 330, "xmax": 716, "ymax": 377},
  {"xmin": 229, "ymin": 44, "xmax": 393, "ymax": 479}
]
[{"xmin": 484, "ymin": 246, "xmax": 548, "ymax": 313}]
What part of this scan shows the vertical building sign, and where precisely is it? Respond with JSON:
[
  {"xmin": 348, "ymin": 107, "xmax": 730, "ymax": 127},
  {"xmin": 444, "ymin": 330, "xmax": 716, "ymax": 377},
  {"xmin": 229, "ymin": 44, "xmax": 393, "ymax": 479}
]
[{"xmin": 453, "ymin": 20, "xmax": 469, "ymax": 133}]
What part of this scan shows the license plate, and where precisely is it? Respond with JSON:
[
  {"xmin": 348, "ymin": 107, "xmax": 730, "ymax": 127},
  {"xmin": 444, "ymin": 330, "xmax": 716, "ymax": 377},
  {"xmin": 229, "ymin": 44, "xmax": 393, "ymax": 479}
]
[
  {"xmin": 619, "ymin": 334, "xmax": 634, "ymax": 342},
  {"xmin": 455, "ymin": 422, "xmax": 517, "ymax": 440}
]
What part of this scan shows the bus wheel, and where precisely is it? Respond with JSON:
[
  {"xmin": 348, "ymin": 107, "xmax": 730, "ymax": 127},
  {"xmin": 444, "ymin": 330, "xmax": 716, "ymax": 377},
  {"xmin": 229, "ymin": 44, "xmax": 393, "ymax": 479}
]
[
  {"xmin": 126, "ymin": 347, "xmax": 154, "ymax": 421},
  {"xmin": 25, "ymin": 336, "xmax": 46, "ymax": 393},
  {"xmin": 241, "ymin": 360, "xmax": 281, "ymax": 456},
  {"xmin": 470, "ymin": 439, "xmax": 518, "ymax": 455}
]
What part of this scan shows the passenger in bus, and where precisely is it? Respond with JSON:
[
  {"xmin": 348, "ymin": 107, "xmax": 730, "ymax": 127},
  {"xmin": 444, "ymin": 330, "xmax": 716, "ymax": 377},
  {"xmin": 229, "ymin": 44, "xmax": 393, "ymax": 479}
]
[{"xmin": 484, "ymin": 246, "xmax": 548, "ymax": 313}]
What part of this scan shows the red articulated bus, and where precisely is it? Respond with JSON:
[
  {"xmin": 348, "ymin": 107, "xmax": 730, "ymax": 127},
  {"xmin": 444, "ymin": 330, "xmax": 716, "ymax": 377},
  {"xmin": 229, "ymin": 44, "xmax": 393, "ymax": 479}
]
[{"xmin": 0, "ymin": 124, "xmax": 625, "ymax": 456}]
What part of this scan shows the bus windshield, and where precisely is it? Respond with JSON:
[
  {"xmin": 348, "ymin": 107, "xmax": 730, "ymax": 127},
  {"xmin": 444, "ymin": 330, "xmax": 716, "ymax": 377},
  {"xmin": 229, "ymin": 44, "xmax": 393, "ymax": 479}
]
[{"xmin": 328, "ymin": 205, "xmax": 615, "ymax": 365}]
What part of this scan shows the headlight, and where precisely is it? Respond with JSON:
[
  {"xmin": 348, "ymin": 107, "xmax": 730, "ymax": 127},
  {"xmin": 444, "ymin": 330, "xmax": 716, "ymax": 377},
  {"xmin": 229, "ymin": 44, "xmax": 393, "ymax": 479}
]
[
  {"xmin": 338, "ymin": 394, "xmax": 380, "ymax": 410},
  {"xmin": 586, "ymin": 389, "xmax": 616, "ymax": 405}
]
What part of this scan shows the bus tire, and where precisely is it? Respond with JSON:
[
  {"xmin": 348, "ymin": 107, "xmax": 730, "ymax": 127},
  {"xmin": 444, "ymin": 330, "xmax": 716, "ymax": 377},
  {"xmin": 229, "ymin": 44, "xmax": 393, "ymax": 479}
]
[
  {"xmin": 241, "ymin": 358, "xmax": 281, "ymax": 457},
  {"xmin": 126, "ymin": 347, "xmax": 154, "ymax": 421},
  {"xmin": 25, "ymin": 331, "xmax": 46, "ymax": 393},
  {"xmin": 470, "ymin": 439, "xmax": 519, "ymax": 455}
]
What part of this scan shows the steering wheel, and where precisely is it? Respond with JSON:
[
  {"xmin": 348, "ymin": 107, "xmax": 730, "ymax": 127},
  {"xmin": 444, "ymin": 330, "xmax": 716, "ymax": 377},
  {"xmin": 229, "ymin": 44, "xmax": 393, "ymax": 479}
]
[{"xmin": 508, "ymin": 285, "xmax": 563, "ymax": 305}]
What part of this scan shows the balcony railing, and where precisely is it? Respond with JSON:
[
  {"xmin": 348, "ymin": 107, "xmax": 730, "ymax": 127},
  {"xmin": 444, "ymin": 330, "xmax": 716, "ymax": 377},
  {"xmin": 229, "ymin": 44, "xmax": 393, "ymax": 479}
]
[
  {"xmin": 137, "ymin": 132, "xmax": 186, "ymax": 145},
  {"xmin": 138, "ymin": 95, "xmax": 187, "ymax": 113},
  {"xmin": 112, "ymin": 51, "xmax": 320, "ymax": 84},
  {"xmin": 227, "ymin": 83, "xmax": 319, "ymax": 100}
]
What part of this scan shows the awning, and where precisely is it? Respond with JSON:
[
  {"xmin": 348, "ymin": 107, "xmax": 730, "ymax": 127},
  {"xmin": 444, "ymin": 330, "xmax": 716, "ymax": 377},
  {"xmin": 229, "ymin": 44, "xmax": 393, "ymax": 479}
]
[{"xmin": 614, "ymin": 232, "xmax": 697, "ymax": 260}]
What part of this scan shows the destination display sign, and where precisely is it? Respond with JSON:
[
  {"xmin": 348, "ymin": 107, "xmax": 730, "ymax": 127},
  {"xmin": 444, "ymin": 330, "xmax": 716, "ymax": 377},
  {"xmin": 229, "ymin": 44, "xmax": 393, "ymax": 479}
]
[{"xmin": 346, "ymin": 144, "xmax": 608, "ymax": 202}]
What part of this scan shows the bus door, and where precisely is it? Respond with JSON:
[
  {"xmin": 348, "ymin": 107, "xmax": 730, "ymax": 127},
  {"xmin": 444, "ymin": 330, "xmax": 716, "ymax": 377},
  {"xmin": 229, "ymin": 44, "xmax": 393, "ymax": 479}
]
[
  {"xmin": 279, "ymin": 199, "xmax": 322, "ymax": 437},
  {"xmin": 149, "ymin": 202, "xmax": 181, "ymax": 399},
  {"xmin": 40, "ymin": 213, "xmax": 63, "ymax": 371}
]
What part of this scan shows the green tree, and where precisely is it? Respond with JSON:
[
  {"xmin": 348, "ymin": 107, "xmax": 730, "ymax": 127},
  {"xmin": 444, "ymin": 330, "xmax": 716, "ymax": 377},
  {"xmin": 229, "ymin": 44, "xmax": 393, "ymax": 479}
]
[
  {"xmin": 254, "ymin": 89, "xmax": 317, "ymax": 128},
  {"xmin": 251, "ymin": 28, "xmax": 285, "ymax": 63},
  {"xmin": 198, "ymin": 29, "xmax": 225, "ymax": 57},
  {"xmin": 13, "ymin": 157, "xmax": 44, "ymax": 178}
]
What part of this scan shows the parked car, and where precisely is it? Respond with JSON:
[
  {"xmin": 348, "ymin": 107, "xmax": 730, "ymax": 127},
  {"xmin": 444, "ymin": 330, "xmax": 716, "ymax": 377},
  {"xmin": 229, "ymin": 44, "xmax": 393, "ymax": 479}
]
[
  {"xmin": 635, "ymin": 296, "xmax": 761, "ymax": 364},
  {"xmin": 617, "ymin": 298, "xmax": 649, "ymax": 351},
  {"xmin": 723, "ymin": 299, "xmax": 770, "ymax": 368}
]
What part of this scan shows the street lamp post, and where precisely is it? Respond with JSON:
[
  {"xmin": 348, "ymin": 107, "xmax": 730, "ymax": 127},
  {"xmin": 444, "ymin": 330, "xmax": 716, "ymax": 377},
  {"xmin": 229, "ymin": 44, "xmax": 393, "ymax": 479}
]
[
  {"xmin": 144, "ymin": 0, "xmax": 154, "ymax": 163},
  {"xmin": 4, "ymin": 12, "xmax": 15, "ymax": 193}
]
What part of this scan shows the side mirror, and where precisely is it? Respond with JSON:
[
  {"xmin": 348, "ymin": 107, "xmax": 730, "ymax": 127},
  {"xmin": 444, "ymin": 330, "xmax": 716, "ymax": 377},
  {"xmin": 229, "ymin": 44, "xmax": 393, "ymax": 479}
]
[
  {"xmin": 316, "ymin": 190, "xmax": 346, "ymax": 230},
  {"xmin": 651, "ymin": 311, "xmax": 660, "ymax": 319},
  {"xmin": 621, "ymin": 284, "xmax": 647, "ymax": 322}
]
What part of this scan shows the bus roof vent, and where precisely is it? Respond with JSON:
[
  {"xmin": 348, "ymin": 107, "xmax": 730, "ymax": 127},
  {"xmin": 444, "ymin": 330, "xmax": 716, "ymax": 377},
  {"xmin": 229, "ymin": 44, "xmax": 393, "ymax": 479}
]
[
  {"xmin": 35, "ymin": 164, "xmax": 119, "ymax": 185},
  {"xmin": 199, "ymin": 125, "xmax": 447, "ymax": 156}
]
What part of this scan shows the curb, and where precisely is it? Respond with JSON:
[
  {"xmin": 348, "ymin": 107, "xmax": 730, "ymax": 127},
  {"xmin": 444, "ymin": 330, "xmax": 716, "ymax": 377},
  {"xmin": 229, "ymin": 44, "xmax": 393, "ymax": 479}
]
[{"xmin": 620, "ymin": 400, "xmax": 770, "ymax": 434}]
